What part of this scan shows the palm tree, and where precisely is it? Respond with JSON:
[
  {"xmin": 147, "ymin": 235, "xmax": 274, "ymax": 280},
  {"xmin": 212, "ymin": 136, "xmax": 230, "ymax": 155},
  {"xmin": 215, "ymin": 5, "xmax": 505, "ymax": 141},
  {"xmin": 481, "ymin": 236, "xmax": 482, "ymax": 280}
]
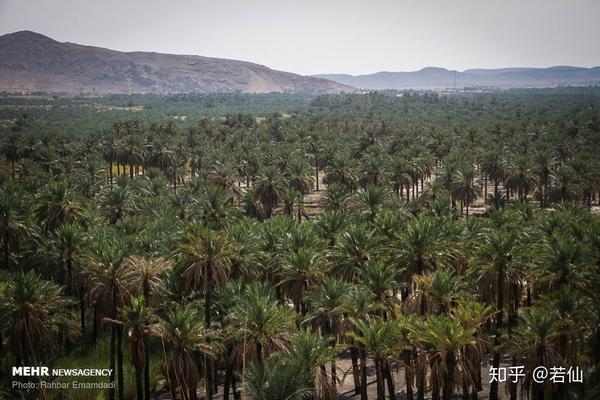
[
  {"xmin": 323, "ymin": 183, "xmax": 352, "ymax": 212},
  {"xmin": 243, "ymin": 359, "xmax": 314, "ymax": 400},
  {"xmin": 304, "ymin": 278, "xmax": 349, "ymax": 393},
  {"xmin": 280, "ymin": 184, "xmax": 300, "ymax": 219},
  {"xmin": 125, "ymin": 256, "xmax": 169, "ymax": 399},
  {"xmin": 125, "ymin": 255, "xmax": 169, "ymax": 304},
  {"xmin": 111, "ymin": 296, "xmax": 156, "ymax": 400},
  {"xmin": 101, "ymin": 179, "xmax": 137, "ymax": 224},
  {"xmin": 123, "ymin": 134, "xmax": 143, "ymax": 179},
  {"xmin": 86, "ymin": 234, "xmax": 131, "ymax": 400},
  {"xmin": 214, "ymin": 281, "xmax": 244, "ymax": 400},
  {"xmin": 101, "ymin": 133, "xmax": 118, "ymax": 188},
  {"xmin": 403, "ymin": 267, "xmax": 466, "ymax": 316},
  {"xmin": 305, "ymin": 135, "xmax": 323, "ymax": 191},
  {"xmin": 253, "ymin": 166, "xmax": 285, "ymax": 219},
  {"xmin": 360, "ymin": 259, "xmax": 398, "ymax": 319},
  {"xmin": 1, "ymin": 133, "xmax": 20, "ymax": 180},
  {"xmin": 325, "ymin": 156, "xmax": 359, "ymax": 192},
  {"xmin": 0, "ymin": 186, "xmax": 27, "ymax": 270},
  {"xmin": 387, "ymin": 156, "xmax": 413, "ymax": 198},
  {"xmin": 331, "ymin": 223, "xmax": 380, "ymax": 282},
  {"xmin": 505, "ymin": 156, "xmax": 537, "ymax": 201},
  {"xmin": 170, "ymin": 187, "xmax": 194, "ymax": 220},
  {"xmin": 548, "ymin": 165, "xmax": 580, "ymax": 204},
  {"xmin": 508, "ymin": 306, "xmax": 563, "ymax": 400},
  {"xmin": 156, "ymin": 305, "xmax": 219, "ymax": 400},
  {"xmin": 34, "ymin": 181, "xmax": 84, "ymax": 232},
  {"xmin": 391, "ymin": 215, "xmax": 450, "ymax": 280},
  {"xmin": 355, "ymin": 186, "xmax": 391, "ymax": 223},
  {"xmin": 451, "ymin": 301, "xmax": 495, "ymax": 399},
  {"xmin": 0, "ymin": 271, "xmax": 78, "ymax": 366},
  {"xmin": 570, "ymin": 157, "xmax": 599, "ymax": 209},
  {"xmin": 473, "ymin": 227, "xmax": 519, "ymax": 400},
  {"xmin": 77, "ymin": 154, "xmax": 106, "ymax": 198},
  {"xmin": 50, "ymin": 224, "xmax": 84, "ymax": 294},
  {"xmin": 230, "ymin": 283, "xmax": 294, "ymax": 370},
  {"xmin": 481, "ymin": 147, "xmax": 506, "ymax": 201},
  {"xmin": 285, "ymin": 329, "xmax": 338, "ymax": 399},
  {"xmin": 47, "ymin": 223, "xmax": 89, "ymax": 335},
  {"xmin": 175, "ymin": 224, "xmax": 233, "ymax": 399},
  {"xmin": 532, "ymin": 230, "xmax": 589, "ymax": 292},
  {"xmin": 452, "ymin": 164, "xmax": 481, "ymax": 215},
  {"xmin": 314, "ymin": 210, "xmax": 348, "ymax": 247},
  {"xmin": 533, "ymin": 149, "xmax": 556, "ymax": 208},
  {"xmin": 437, "ymin": 157, "xmax": 459, "ymax": 205},
  {"xmin": 344, "ymin": 285, "xmax": 383, "ymax": 397},
  {"xmin": 359, "ymin": 151, "xmax": 388, "ymax": 188},
  {"xmin": 285, "ymin": 159, "xmax": 314, "ymax": 198},
  {"xmin": 350, "ymin": 318, "xmax": 400, "ymax": 400},
  {"xmin": 199, "ymin": 185, "xmax": 234, "ymax": 229},
  {"xmin": 409, "ymin": 315, "xmax": 477, "ymax": 400},
  {"xmin": 279, "ymin": 245, "xmax": 327, "ymax": 314},
  {"xmin": 208, "ymin": 161, "xmax": 241, "ymax": 196}
]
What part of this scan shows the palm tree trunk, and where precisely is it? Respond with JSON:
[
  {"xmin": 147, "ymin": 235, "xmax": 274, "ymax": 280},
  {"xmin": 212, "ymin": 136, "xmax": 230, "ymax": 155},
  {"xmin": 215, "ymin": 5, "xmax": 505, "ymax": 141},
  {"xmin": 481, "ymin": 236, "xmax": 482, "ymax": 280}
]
[
  {"xmin": 223, "ymin": 362, "xmax": 232, "ymax": 400},
  {"xmin": 256, "ymin": 342, "xmax": 263, "ymax": 370},
  {"xmin": 109, "ymin": 324, "xmax": 116, "ymax": 400},
  {"xmin": 375, "ymin": 358, "xmax": 385, "ymax": 400},
  {"xmin": 351, "ymin": 346, "xmax": 361, "ymax": 394},
  {"xmin": 79, "ymin": 291, "xmax": 85, "ymax": 335},
  {"xmin": 109, "ymin": 281, "xmax": 118, "ymax": 400},
  {"xmin": 315, "ymin": 161, "xmax": 319, "ymax": 191},
  {"xmin": 360, "ymin": 348, "xmax": 368, "ymax": 400},
  {"xmin": 213, "ymin": 361, "xmax": 219, "ymax": 395},
  {"xmin": 541, "ymin": 171, "xmax": 548, "ymax": 208},
  {"xmin": 93, "ymin": 302, "xmax": 98, "ymax": 344},
  {"xmin": 331, "ymin": 362, "xmax": 337, "ymax": 391},
  {"xmin": 384, "ymin": 359, "xmax": 396, "ymax": 400},
  {"xmin": 320, "ymin": 364, "xmax": 328, "ymax": 395},
  {"xmin": 134, "ymin": 341, "xmax": 143, "ymax": 400},
  {"xmin": 416, "ymin": 354, "xmax": 425, "ymax": 400},
  {"xmin": 403, "ymin": 350, "xmax": 413, "ymax": 400},
  {"xmin": 144, "ymin": 336, "xmax": 150, "ymax": 400},
  {"xmin": 3, "ymin": 231, "xmax": 10, "ymax": 270},
  {"xmin": 232, "ymin": 370, "xmax": 241, "ymax": 400},
  {"xmin": 0, "ymin": 332, "xmax": 4, "ymax": 379},
  {"xmin": 494, "ymin": 179, "xmax": 499, "ymax": 199},
  {"xmin": 118, "ymin": 325, "xmax": 124, "ymax": 400},
  {"xmin": 205, "ymin": 285, "xmax": 213, "ymax": 400},
  {"xmin": 484, "ymin": 174, "xmax": 487, "ymax": 204},
  {"xmin": 509, "ymin": 357, "xmax": 517, "ymax": 400},
  {"xmin": 443, "ymin": 352, "xmax": 455, "ymax": 400},
  {"xmin": 431, "ymin": 361, "xmax": 440, "ymax": 400},
  {"xmin": 109, "ymin": 157, "xmax": 114, "ymax": 188},
  {"xmin": 490, "ymin": 265, "xmax": 505, "ymax": 400},
  {"xmin": 533, "ymin": 347, "xmax": 545, "ymax": 400}
]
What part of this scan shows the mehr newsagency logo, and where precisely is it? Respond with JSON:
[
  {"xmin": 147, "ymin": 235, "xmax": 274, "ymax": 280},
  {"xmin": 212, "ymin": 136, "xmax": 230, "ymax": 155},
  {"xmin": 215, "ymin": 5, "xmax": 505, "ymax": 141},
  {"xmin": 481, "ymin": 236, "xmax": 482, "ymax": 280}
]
[{"xmin": 12, "ymin": 366, "xmax": 115, "ymax": 390}]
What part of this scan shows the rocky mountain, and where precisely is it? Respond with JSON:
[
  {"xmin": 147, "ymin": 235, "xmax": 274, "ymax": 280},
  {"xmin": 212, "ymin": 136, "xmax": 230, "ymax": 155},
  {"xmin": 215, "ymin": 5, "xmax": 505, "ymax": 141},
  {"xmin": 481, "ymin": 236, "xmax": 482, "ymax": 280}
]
[
  {"xmin": 0, "ymin": 31, "xmax": 353, "ymax": 94},
  {"xmin": 315, "ymin": 66, "xmax": 600, "ymax": 90}
]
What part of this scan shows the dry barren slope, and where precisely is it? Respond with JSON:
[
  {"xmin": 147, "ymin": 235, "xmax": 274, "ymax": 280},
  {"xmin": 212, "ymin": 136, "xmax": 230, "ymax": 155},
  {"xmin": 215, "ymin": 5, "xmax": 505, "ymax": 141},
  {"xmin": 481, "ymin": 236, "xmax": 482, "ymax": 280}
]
[{"xmin": 0, "ymin": 31, "xmax": 353, "ymax": 94}]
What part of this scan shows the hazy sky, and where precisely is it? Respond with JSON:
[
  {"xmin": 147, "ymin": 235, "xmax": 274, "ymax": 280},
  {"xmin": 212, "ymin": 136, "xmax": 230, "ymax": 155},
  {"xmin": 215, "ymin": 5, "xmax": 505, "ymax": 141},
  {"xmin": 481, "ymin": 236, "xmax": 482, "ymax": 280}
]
[{"xmin": 1, "ymin": 0, "xmax": 599, "ymax": 75}]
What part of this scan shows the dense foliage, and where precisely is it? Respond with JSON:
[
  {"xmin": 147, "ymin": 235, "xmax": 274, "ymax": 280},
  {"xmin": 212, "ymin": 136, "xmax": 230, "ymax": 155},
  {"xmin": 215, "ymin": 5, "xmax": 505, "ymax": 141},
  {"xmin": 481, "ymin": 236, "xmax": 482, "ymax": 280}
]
[{"xmin": 1, "ymin": 88, "xmax": 599, "ymax": 400}]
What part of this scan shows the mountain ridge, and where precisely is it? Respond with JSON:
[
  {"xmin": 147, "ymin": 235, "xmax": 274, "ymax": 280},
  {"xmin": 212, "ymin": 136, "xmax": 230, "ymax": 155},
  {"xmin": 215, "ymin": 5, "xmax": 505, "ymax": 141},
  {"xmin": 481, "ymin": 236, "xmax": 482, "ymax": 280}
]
[
  {"xmin": 0, "ymin": 31, "xmax": 353, "ymax": 94},
  {"xmin": 314, "ymin": 66, "xmax": 600, "ymax": 90}
]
